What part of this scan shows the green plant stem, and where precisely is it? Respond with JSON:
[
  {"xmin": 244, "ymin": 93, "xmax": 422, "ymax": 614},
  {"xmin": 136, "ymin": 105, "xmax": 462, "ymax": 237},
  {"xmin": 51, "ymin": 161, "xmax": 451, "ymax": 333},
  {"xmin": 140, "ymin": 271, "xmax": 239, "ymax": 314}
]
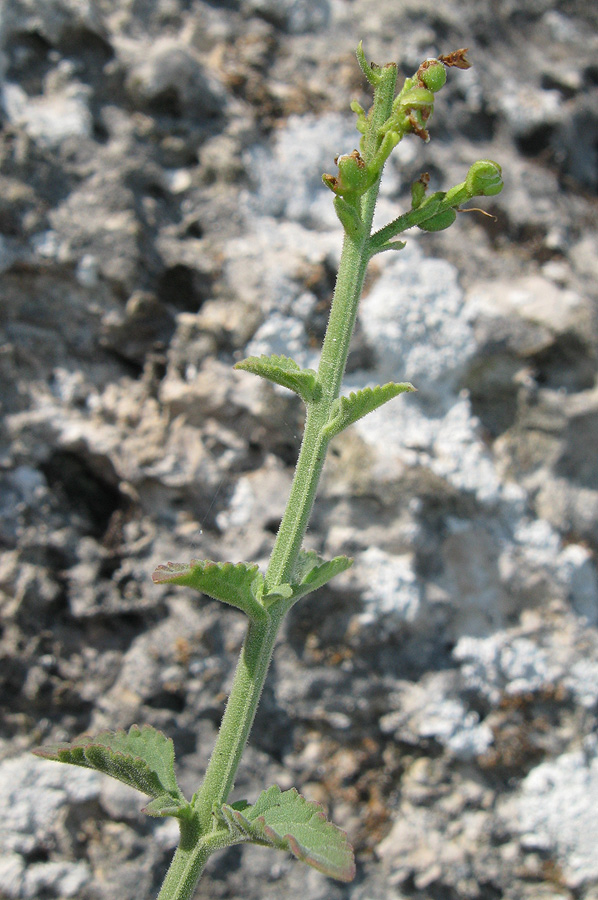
[
  {"xmin": 159, "ymin": 57, "xmax": 400, "ymax": 900},
  {"xmin": 157, "ymin": 821, "xmax": 229, "ymax": 900},
  {"xmin": 265, "ymin": 63, "xmax": 398, "ymax": 588},
  {"xmin": 264, "ymin": 230, "xmax": 370, "ymax": 587},
  {"xmin": 192, "ymin": 608, "xmax": 284, "ymax": 829},
  {"xmin": 191, "ymin": 219, "xmax": 382, "ymax": 840}
]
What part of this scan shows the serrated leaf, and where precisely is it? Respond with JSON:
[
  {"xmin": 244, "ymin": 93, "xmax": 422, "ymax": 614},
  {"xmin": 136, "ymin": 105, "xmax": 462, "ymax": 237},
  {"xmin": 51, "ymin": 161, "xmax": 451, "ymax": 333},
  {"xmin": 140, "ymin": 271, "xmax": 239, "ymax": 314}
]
[
  {"xmin": 152, "ymin": 560, "xmax": 266, "ymax": 621},
  {"xmin": 33, "ymin": 725, "xmax": 189, "ymax": 818},
  {"xmin": 323, "ymin": 382, "xmax": 415, "ymax": 440},
  {"xmin": 218, "ymin": 786, "xmax": 355, "ymax": 882},
  {"xmin": 234, "ymin": 355, "xmax": 320, "ymax": 403},
  {"xmin": 289, "ymin": 550, "xmax": 353, "ymax": 603}
]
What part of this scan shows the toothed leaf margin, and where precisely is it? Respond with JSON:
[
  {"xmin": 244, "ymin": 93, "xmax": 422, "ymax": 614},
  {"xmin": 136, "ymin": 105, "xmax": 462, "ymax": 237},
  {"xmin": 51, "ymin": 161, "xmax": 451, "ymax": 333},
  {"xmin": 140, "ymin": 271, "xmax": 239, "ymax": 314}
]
[
  {"xmin": 323, "ymin": 382, "xmax": 415, "ymax": 440},
  {"xmin": 259, "ymin": 553, "xmax": 353, "ymax": 611},
  {"xmin": 152, "ymin": 560, "xmax": 266, "ymax": 621},
  {"xmin": 289, "ymin": 550, "xmax": 353, "ymax": 603},
  {"xmin": 235, "ymin": 355, "xmax": 320, "ymax": 403},
  {"xmin": 33, "ymin": 725, "xmax": 190, "ymax": 819},
  {"xmin": 215, "ymin": 785, "xmax": 355, "ymax": 882}
]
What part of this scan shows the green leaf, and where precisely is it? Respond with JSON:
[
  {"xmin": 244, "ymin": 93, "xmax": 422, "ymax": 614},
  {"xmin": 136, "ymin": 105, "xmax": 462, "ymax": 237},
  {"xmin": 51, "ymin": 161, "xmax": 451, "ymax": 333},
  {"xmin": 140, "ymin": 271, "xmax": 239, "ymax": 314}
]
[
  {"xmin": 261, "ymin": 582, "xmax": 294, "ymax": 608},
  {"xmin": 234, "ymin": 355, "xmax": 320, "ymax": 403},
  {"xmin": 152, "ymin": 560, "xmax": 266, "ymax": 621},
  {"xmin": 350, "ymin": 99, "xmax": 367, "ymax": 135},
  {"xmin": 290, "ymin": 550, "xmax": 353, "ymax": 603},
  {"xmin": 216, "ymin": 785, "xmax": 355, "ymax": 882},
  {"xmin": 33, "ymin": 725, "xmax": 190, "ymax": 818},
  {"xmin": 258, "ymin": 554, "xmax": 353, "ymax": 611},
  {"xmin": 143, "ymin": 795, "xmax": 192, "ymax": 819},
  {"xmin": 333, "ymin": 196, "xmax": 363, "ymax": 238},
  {"xmin": 323, "ymin": 382, "xmax": 415, "ymax": 440},
  {"xmin": 356, "ymin": 40, "xmax": 383, "ymax": 87},
  {"xmin": 370, "ymin": 239, "xmax": 406, "ymax": 257}
]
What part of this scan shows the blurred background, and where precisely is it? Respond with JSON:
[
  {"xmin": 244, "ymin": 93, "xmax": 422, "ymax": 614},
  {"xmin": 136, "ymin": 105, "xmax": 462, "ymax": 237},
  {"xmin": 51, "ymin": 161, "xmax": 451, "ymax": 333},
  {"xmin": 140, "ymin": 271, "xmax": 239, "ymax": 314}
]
[{"xmin": 1, "ymin": 1, "xmax": 598, "ymax": 898}]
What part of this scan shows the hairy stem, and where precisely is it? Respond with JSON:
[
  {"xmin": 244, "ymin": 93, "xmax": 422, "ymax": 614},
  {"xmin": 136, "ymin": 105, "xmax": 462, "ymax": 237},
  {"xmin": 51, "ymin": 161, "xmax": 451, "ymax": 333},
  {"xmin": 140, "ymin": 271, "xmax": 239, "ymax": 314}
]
[
  {"xmin": 264, "ymin": 231, "xmax": 369, "ymax": 588},
  {"xmin": 159, "ymin": 57, "xmax": 400, "ymax": 900},
  {"xmin": 266, "ymin": 63, "xmax": 398, "ymax": 588},
  {"xmin": 192, "ymin": 608, "xmax": 284, "ymax": 830},
  {"xmin": 157, "ymin": 822, "xmax": 230, "ymax": 900}
]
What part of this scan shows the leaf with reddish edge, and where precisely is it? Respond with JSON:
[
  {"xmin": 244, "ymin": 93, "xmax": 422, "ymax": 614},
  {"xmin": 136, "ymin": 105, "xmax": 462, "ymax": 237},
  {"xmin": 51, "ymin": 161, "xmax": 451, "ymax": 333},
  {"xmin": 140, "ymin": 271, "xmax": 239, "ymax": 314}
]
[{"xmin": 215, "ymin": 785, "xmax": 355, "ymax": 882}]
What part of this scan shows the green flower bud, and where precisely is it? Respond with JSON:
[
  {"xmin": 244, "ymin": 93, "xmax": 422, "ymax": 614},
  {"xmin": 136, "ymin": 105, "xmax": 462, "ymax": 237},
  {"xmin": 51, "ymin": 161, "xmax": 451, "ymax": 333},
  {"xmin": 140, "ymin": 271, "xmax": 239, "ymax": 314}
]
[
  {"xmin": 398, "ymin": 86, "xmax": 435, "ymax": 111},
  {"xmin": 420, "ymin": 61, "xmax": 447, "ymax": 93},
  {"xmin": 465, "ymin": 159, "xmax": 503, "ymax": 197},
  {"xmin": 336, "ymin": 150, "xmax": 372, "ymax": 196},
  {"xmin": 418, "ymin": 208, "xmax": 457, "ymax": 232},
  {"xmin": 323, "ymin": 150, "xmax": 376, "ymax": 199}
]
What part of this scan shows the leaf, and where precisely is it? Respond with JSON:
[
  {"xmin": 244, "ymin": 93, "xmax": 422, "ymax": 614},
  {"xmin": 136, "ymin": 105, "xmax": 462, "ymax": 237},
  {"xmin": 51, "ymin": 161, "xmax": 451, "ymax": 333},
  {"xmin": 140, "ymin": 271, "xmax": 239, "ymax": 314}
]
[
  {"xmin": 234, "ymin": 355, "xmax": 320, "ymax": 403},
  {"xmin": 216, "ymin": 786, "xmax": 355, "ymax": 882},
  {"xmin": 323, "ymin": 382, "xmax": 415, "ymax": 440},
  {"xmin": 33, "ymin": 725, "xmax": 190, "ymax": 818},
  {"xmin": 289, "ymin": 550, "xmax": 353, "ymax": 603},
  {"xmin": 143, "ymin": 795, "xmax": 192, "ymax": 818},
  {"xmin": 333, "ymin": 196, "xmax": 363, "ymax": 238},
  {"xmin": 261, "ymin": 582, "xmax": 294, "ymax": 608},
  {"xmin": 152, "ymin": 560, "xmax": 266, "ymax": 621},
  {"xmin": 257, "ymin": 554, "xmax": 353, "ymax": 611},
  {"xmin": 370, "ymin": 239, "xmax": 406, "ymax": 257},
  {"xmin": 356, "ymin": 40, "xmax": 383, "ymax": 87}
]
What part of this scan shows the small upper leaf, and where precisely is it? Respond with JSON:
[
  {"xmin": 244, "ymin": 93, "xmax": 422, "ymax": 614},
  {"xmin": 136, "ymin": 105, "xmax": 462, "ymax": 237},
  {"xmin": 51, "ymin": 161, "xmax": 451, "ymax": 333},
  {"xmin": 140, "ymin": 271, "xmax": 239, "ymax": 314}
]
[
  {"xmin": 370, "ymin": 239, "xmax": 406, "ymax": 257},
  {"xmin": 152, "ymin": 560, "xmax": 266, "ymax": 621},
  {"xmin": 143, "ymin": 795, "xmax": 191, "ymax": 818},
  {"xmin": 256, "ymin": 553, "xmax": 353, "ymax": 612},
  {"xmin": 33, "ymin": 725, "xmax": 189, "ymax": 818},
  {"xmin": 355, "ymin": 40, "xmax": 385, "ymax": 87},
  {"xmin": 333, "ymin": 196, "xmax": 364, "ymax": 238},
  {"xmin": 289, "ymin": 550, "xmax": 353, "ymax": 603},
  {"xmin": 217, "ymin": 785, "xmax": 355, "ymax": 882},
  {"xmin": 261, "ymin": 582, "xmax": 294, "ymax": 608},
  {"xmin": 234, "ymin": 355, "xmax": 320, "ymax": 403},
  {"xmin": 323, "ymin": 382, "xmax": 415, "ymax": 440}
]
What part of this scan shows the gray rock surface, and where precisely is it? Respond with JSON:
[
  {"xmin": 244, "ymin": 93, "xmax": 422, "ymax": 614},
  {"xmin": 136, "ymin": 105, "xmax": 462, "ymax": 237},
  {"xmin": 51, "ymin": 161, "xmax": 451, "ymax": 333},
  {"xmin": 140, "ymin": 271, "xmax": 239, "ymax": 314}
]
[
  {"xmin": 0, "ymin": 755, "xmax": 99, "ymax": 898},
  {"xmin": 1, "ymin": 0, "xmax": 598, "ymax": 898}
]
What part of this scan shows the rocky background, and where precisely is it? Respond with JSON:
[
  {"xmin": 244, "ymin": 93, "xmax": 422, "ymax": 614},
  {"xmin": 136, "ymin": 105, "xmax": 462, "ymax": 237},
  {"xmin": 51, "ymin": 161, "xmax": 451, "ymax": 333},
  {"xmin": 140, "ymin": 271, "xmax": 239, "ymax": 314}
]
[{"xmin": 1, "ymin": 1, "xmax": 598, "ymax": 898}]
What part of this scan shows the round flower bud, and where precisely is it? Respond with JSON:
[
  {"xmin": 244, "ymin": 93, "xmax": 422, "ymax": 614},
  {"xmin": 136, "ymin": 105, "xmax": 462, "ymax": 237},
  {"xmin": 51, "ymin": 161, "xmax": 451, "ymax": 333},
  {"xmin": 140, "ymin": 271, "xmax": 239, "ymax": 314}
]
[
  {"xmin": 420, "ymin": 61, "xmax": 447, "ymax": 93},
  {"xmin": 398, "ymin": 86, "xmax": 435, "ymax": 111},
  {"xmin": 336, "ymin": 150, "xmax": 371, "ymax": 196},
  {"xmin": 465, "ymin": 160, "xmax": 503, "ymax": 197},
  {"xmin": 418, "ymin": 208, "xmax": 457, "ymax": 232}
]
